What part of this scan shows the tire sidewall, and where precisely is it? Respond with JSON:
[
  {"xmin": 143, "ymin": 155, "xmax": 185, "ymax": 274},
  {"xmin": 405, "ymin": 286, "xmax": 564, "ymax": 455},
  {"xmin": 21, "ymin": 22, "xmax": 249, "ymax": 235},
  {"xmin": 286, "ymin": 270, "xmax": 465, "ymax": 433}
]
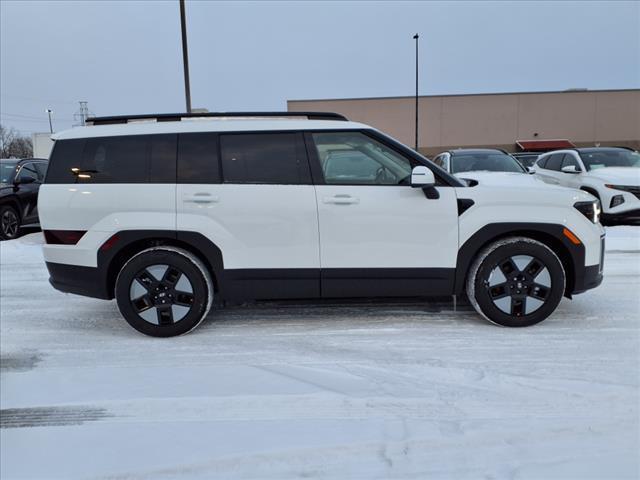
[
  {"xmin": 115, "ymin": 249, "xmax": 210, "ymax": 337},
  {"xmin": 472, "ymin": 240, "xmax": 565, "ymax": 327}
]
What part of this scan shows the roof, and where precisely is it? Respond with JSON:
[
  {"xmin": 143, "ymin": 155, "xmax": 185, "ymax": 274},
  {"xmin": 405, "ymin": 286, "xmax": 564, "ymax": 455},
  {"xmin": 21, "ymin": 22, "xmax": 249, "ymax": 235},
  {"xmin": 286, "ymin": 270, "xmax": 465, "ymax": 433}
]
[
  {"xmin": 448, "ymin": 148, "xmax": 505, "ymax": 155},
  {"xmin": 575, "ymin": 147, "xmax": 635, "ymax": 153},
  {"xmin": 52, "ymin": 119, "xmax": 369, "ymax": 141}
]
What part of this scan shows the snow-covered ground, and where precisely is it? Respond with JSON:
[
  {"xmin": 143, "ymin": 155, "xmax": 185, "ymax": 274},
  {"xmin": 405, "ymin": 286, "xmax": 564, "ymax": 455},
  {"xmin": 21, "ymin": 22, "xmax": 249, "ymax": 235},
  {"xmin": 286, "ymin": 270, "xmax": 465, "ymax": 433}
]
[{"xmin": 1, "ymin": 228, "xmax": 639, "ymax": 480}]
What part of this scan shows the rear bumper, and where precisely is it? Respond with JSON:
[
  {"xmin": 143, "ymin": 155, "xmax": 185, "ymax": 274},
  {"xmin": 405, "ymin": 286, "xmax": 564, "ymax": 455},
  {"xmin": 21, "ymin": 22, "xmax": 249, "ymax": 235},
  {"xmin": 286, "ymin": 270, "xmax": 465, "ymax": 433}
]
[{"xmin": 46, "ymin": 262, "xmax": 112, "ymax": 300}]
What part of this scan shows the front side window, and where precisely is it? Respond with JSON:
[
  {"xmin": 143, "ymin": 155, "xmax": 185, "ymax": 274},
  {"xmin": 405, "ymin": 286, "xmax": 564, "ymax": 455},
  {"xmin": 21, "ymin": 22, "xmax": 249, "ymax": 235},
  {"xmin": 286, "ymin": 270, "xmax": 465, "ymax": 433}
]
[
  {"xmin": 220, "ymin": 133, "xmax": 309, "ymax": 184},
  {"xmin": 311, "ymin": 131, "xmax": 412, "ymax": 185},
  {"xmin": 17, "ymin": 163, "xmax": 39, "ymax": 182},
  {"xmin": 579, "ymin": 150, "xmax": 640, "ymax": 171},
  {"xmin": 450, "ymin": 153, "xmax": 526, "ymax": 174},
  {"xmin": 561, "ymin": 154, "xmax": 580, "ymax": 170},
  {"xmin": 545, "ymin": 153, "xmax": 564, "ymax": 171}
]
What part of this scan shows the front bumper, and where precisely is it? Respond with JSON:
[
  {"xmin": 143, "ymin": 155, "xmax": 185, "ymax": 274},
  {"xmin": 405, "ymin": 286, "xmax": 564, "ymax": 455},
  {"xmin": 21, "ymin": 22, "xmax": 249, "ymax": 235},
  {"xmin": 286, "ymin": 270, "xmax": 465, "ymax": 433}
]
[
  {"xmin": 571, "ymin": 235, "xmax": 605, "ymax": 295},
  {"xmin": 601, "ymin": 209, "xmax": 640, "ymax": 226}
]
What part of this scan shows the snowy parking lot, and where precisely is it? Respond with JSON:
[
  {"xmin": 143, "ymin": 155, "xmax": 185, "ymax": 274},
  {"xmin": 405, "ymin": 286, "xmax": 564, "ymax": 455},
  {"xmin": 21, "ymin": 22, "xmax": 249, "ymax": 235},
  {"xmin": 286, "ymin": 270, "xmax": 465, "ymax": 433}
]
[{"xmin": 1, "ymin": 228, "xmax": 639, "ymax": 479}]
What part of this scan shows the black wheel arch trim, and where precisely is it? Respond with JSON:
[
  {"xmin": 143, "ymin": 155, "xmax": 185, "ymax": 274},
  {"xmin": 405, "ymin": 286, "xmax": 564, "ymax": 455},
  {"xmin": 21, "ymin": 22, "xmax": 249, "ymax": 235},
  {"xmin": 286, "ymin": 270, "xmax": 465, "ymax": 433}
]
[{"xmin": 454, "ymin": 223, "xmax": 588, "ymax": 297}]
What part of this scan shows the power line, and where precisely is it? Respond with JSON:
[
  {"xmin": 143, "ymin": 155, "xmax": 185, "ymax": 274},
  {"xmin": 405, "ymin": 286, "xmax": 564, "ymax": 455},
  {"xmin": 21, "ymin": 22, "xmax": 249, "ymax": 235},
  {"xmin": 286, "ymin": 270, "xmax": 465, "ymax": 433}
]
[{"xmin": 0, "ymin": 93, "xmax": 77, "ymax": 105}]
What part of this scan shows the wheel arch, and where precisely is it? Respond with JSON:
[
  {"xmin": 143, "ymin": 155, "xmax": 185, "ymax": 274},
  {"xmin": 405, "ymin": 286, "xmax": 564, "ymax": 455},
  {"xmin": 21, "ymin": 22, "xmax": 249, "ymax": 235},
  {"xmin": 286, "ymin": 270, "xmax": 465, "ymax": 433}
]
[
  {"xmin": 100, "ymin": 230, "xmax": 224, "ymax": 300},
  {"xmin": 455, "ymin": 223, "xmax": 584, "ymax": 298},
  {"xmin": 0, "ymin": 197, "xmax": 22, "ymax": 220}
]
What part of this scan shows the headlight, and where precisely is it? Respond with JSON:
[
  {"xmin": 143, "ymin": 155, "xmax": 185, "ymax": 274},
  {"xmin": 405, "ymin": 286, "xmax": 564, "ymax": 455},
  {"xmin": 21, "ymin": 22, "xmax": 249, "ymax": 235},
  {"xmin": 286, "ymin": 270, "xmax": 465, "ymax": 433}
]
[{"xmin": 574, "ymin": 200, "xmax": 600, "ymax": 224}]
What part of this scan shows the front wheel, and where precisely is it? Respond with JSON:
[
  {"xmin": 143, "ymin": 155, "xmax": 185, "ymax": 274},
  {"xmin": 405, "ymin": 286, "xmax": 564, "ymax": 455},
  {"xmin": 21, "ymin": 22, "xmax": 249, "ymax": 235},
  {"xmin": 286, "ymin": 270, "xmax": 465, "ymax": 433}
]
[
  {"xmin": 115, "ymin": 247, "xmax": 214, "ymax": 337},
  {"xmin": 466, "ymin": 237, "xmax": 565, "ymax": 327}
]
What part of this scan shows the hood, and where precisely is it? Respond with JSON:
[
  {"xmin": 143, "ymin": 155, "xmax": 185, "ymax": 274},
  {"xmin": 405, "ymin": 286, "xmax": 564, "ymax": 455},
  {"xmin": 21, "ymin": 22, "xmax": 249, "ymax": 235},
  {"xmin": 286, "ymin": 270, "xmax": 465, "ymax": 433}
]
[
  {"xmin": 454, "ymin": 171, "xmax": 547, "ymax": 187},
  {"xmin": 584, "ymin": 167, "xmax": 640, "ymax": 185}
]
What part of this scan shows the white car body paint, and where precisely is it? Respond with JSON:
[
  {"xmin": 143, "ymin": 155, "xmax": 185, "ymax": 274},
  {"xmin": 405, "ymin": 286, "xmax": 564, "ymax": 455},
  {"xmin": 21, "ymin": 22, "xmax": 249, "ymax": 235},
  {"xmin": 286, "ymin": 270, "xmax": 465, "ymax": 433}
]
[{"xmin": 534, "ymin": 149, "xmax": 640, "ymax": 215}]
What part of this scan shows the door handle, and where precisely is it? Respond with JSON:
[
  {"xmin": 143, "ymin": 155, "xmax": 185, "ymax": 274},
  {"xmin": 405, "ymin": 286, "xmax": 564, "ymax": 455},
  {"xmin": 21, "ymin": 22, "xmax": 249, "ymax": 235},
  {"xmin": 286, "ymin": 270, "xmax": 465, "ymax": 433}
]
[
  {"xmin": 183, "ymin": 193, "xmax": 219, "ymax": 204},
  {"xmin": 323, "ymin": 195, "xmax": 359, "ymax": 205}
]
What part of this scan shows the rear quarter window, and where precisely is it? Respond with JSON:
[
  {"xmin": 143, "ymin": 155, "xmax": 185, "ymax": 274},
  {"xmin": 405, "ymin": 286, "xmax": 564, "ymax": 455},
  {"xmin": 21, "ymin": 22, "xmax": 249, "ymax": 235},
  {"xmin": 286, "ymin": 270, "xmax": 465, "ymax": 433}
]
[{"xmin": 45, "ymin": 135, "xmax": 176, "ymax": 184}]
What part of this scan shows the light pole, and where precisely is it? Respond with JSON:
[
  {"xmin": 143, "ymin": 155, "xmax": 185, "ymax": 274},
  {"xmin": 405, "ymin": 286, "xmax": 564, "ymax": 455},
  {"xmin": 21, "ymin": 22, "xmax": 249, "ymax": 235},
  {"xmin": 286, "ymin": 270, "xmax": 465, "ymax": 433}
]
[
  {"xmin": 179, "ymin": 0, "xmax": 192, "ymax": 113},
  {"xmin": 45, "ymin": 108, "xmax": 53, "ymax": 133},
  {"xmin": 413, "ymin": 33, "xmax": 419, "ymax": 151}
]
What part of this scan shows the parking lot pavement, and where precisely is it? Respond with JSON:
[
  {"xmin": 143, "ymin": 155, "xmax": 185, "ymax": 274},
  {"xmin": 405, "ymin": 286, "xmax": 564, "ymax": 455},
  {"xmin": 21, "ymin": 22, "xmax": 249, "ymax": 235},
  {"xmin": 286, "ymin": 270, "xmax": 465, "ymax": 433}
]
[{"xmin": 1, "ymin": 229, "xmax": 639, "ymax": 479}]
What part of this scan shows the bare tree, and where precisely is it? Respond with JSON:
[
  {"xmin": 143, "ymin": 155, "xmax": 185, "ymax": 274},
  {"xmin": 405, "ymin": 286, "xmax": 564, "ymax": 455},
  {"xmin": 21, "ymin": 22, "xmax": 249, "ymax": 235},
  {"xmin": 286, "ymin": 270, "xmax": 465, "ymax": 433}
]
[{"xmin": 0, "ymin": 124, "xmax": 33, "ymax": 158}]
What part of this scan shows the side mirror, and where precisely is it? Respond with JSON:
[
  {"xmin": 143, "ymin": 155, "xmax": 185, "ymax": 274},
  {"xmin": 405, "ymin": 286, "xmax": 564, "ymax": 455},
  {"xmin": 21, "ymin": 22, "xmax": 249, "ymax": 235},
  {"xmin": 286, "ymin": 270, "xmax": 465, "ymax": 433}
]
[
  {"xmin": 15, "ymin": 176, "xmax": 36, "ymax": 185},
  {"xmin": 561, "ymin": 165, "xmax": 580, "ymax": 174},
  {"xmin": 411, "ymin": 166, "xmax": 435, "ymax": 188}
]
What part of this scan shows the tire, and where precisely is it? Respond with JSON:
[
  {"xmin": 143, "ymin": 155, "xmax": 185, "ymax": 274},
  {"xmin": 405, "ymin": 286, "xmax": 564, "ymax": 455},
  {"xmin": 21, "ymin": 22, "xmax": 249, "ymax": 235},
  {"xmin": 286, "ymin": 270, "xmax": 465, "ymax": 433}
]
[
  {"xmin": 115, "ymin": 247, "xmax": 214, "ymax": 337},
  {"xmin": 0, "ymin": 205, "xmax": 21, "ymax": 240},
  {"xmin": 466, "ymin": 237, "xmax": 565, "ymax": 327}
]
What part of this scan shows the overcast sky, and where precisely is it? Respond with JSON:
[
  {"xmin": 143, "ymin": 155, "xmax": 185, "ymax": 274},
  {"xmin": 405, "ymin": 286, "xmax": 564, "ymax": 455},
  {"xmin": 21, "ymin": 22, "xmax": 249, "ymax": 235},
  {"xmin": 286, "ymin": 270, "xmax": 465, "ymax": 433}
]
[{"xmin": 1, "ymin": 0, "xmax": 638, "ymax": 135}]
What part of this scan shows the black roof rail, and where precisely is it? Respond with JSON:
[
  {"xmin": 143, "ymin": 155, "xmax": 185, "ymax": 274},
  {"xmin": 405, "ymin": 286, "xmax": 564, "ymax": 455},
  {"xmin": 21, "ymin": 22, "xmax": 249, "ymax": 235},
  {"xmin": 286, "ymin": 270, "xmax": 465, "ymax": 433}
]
[{"xmin": 85, "ymin": 111, "xmax": 348, "ymax": 126}]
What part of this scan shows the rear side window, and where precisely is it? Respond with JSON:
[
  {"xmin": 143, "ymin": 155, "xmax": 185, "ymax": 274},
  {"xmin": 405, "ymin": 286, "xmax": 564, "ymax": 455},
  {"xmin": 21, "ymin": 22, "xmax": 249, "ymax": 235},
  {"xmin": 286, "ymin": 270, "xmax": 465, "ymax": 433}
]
[
  {"xmin": 220, "ymin": 133, "xmax": 310, "ymax": 184},
  {"xmin": 45, "ymin": 134, "xmax": 176, "ymax": 184},
  {"xmin": 545, "ymin": 153, "xmax": 564, "ymax": 171},
  {"xmin": 177, "ymin": 132, "xmax": 220, "ymax": 183}
]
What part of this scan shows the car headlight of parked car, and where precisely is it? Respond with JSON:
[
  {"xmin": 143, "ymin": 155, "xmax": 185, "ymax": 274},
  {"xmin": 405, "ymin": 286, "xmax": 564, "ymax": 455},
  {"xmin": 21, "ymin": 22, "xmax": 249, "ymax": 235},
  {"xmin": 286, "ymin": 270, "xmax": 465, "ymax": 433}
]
[{"xmin": 574, "ymin": 200, "xmax": 601, "ymax": 224}]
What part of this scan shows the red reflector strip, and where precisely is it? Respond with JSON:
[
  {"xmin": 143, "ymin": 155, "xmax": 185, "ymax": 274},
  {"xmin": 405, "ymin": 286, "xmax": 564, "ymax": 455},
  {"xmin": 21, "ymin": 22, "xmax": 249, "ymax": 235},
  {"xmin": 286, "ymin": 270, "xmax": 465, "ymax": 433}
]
[
  {"xmin": 562, "ymin": 228, "xmax": 582, "ymax": 245},
  {"xmin": 43, "ymin": 230, "xmax": 87, "ymax": 245},
  {"xmin": 99, "ymin": 234, "xmax": 120, "ymax": 251}
]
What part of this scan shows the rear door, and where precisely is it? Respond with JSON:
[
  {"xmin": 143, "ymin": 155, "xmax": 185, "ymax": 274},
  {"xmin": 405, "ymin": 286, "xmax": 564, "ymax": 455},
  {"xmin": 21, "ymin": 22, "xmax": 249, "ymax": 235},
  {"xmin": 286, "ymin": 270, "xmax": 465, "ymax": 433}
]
[
  {"xmin": 308, "ymin": 130, "xmax": 459, "ymax": 298},
  {"xmin": 176, "ymin": 131, "xmax": 320, "ymax": 300},
  {"xmin": 14, "ymin": 162, "xmax": 41, "ymax": 223}
]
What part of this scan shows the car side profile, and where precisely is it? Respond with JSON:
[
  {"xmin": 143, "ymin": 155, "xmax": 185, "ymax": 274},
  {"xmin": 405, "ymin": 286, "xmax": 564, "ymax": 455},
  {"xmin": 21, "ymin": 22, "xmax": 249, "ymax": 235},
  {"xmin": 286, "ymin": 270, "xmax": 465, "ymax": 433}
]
[
  {"xmin": 534, "ymin": 147, "xmax": 640, "ymax": 225},
  {"xmin": 39, "ymin": 112, "xmax": 604, "ymax": 337},
  {"xmin": 431, "ymin": 148, "xmax": 541, "ymax": 186},
  {"xmin": 1, "ymin": 157, "xmax": 48, "ymax": 240}
]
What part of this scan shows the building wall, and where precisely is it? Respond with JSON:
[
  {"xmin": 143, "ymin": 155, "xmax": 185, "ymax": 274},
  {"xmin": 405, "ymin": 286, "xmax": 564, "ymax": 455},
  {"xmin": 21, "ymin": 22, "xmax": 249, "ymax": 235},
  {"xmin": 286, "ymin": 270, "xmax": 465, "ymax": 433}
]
[
  {"xmin": 32, "ymin": 132, "xmax": 54, "ymax": 159},
  {"xmin": 288, "ymin": 89, "xmax": 640, "ymax": 156}
]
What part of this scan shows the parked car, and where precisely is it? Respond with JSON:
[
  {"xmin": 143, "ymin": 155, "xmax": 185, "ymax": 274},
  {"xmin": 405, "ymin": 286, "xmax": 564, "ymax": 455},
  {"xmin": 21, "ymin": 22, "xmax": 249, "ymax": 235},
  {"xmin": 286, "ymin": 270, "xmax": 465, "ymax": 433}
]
[
  {"xmin": 534, "ymin": 147, "xmax": 640, "ymax": 225},
  {"xmin": 431, "ymin": 148, "xmax": 541, "ymax": 186},
  {"xmin": 0, "ymin": 158, "xmax": 48, "ymax": 240},
  {"xmin": 39, "ymin": 112, "xmax": 604, "ymax": 337},
  {"xmin": 512, "ymin": 152, "xmax": 540, "ymax": 168}
]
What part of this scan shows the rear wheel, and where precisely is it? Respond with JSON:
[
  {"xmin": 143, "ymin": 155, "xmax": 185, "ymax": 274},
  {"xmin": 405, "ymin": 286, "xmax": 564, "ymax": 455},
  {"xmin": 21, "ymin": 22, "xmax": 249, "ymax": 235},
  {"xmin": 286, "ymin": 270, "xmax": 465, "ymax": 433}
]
[
  {"xmin": 0, "ymin": 205, "xmax": 20, "ymax": 240},
  {"xmin": 115, "ymin": 247, "xmax": 213, "ymax": 337},
  {"xmin": 466, "ymin": 237, "xmax": 565, "ymax": 327}
]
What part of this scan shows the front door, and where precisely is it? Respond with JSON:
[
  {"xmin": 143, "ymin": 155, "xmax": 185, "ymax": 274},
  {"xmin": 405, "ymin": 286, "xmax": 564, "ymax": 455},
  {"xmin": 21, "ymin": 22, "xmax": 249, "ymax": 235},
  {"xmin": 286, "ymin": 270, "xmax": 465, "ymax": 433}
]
[{"xmin": 308, "ymin": 131, "xmax": 459, "ymax": 298}]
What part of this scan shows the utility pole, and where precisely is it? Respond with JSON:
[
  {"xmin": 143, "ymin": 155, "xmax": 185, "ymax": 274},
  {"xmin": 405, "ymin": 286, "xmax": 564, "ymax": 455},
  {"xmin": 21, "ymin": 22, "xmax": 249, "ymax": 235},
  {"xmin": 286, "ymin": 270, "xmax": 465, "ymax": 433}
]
[
  {"xmin": 413, "ymin": 33, "xmax": 419, "ymax": 151},
  {"xmin": 179, "ymin": 0, "xmax": 192, "ymax": 113},
  {"xmin": 45, "ymin": 109, "xmax": 53, "ymax": 133},
  {"xmin": 74, "ymin": 101, "xmax": 91, "ymax": 126}
]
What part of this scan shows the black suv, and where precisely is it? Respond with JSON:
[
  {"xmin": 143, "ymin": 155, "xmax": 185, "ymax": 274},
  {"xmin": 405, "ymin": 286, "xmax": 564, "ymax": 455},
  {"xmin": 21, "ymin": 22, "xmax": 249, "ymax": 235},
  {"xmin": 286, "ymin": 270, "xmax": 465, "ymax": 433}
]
[{"xmin": 0, "ymin": 158, "xmax": 48, "ymax": 240}]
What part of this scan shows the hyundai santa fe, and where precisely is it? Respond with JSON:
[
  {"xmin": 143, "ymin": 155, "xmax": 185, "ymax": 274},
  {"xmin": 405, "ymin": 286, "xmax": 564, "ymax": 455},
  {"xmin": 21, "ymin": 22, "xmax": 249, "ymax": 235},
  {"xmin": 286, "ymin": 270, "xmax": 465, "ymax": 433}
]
[{"xmin": 39, "ymin": 112, "xmax": 605, "ymax": 337}]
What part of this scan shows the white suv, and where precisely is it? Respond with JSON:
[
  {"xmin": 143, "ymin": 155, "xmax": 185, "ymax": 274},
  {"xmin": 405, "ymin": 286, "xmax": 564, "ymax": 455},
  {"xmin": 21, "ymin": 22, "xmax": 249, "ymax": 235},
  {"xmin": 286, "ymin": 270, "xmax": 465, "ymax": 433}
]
[
  {"xmin": 39, "ymin": 112, "xmax": 605, "ymax": 337},
  {"xmin": 534, "ymin": 147, "xmax": 640, "ymax": 225}
]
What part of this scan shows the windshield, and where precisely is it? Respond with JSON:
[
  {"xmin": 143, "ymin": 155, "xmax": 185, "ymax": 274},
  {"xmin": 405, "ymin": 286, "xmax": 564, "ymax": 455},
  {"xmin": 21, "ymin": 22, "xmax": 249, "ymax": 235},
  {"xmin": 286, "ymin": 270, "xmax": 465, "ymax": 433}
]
[
  {"xmin": 451, "ymin": 153, "xmax": 525, "ymax": 174},
  {"xmin": 580, "ymin": 150, "xmax": 640, "ymax": 171},
  {"xmin": 0, "ymin": 160, "xmax": 19, "ymax": 184}
]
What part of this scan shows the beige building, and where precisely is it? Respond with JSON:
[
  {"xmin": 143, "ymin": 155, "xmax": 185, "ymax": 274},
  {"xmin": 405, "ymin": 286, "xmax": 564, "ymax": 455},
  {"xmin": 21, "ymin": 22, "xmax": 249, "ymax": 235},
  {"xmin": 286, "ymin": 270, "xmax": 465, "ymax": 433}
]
[{"xmin": 288, "ymin": 89, "xmax": 640, "ymax": 157}]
